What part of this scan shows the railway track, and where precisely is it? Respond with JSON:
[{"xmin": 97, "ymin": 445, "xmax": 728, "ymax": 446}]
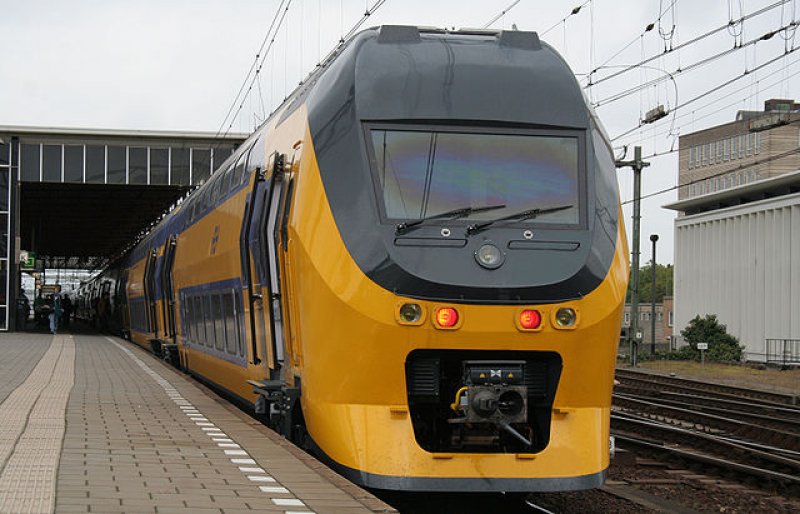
[
  {"xmin": 612, "ymin": 368, "xmax": 800, "ymax": 498},
  {"xmin": 614, "ymin": 368, "xmax": 799, "ymax": 406}
]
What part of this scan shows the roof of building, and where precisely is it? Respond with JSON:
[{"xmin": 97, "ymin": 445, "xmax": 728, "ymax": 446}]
[
  {"xmin": 0, "ymin": 124, "xmax": 249, "ymax": 141},
  {"xmin": 664, "ymin": 169, "xmax": 800, "ymax": 215}
]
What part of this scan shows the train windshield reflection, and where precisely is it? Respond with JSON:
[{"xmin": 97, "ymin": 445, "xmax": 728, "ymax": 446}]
[{"xmin": 369, "ymin": 128, "xmax": 580, "ymax": 224}]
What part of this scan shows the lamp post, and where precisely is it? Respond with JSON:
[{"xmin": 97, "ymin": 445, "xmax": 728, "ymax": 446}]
[{"xmin": 650, "ymin": 234, "xmax": 659, "ymax": 356}]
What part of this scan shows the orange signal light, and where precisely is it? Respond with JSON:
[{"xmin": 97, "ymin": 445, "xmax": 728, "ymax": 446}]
[
  {"xmin": 519, "ymin": 309, "xmax": 542, "ymax": 330},
  {"xmin": 435, "ymin": 307, "xmax": 459, "ymax": 328}
]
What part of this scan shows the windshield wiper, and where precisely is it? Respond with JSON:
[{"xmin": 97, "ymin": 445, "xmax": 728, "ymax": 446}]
[
  {"xmin": 395, "ymin": 204, "xmax": 506, "ymax": 235},
  {"xmin": 465, "ymin": 204, "xmax": 574, "ymax": 235}
]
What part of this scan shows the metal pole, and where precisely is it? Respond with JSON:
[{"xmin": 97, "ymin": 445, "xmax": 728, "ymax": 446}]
[
  {"xmin": 650, "ymin": 234, "xmax": 659, "ymax": 356},
  {"xmin": 616, "ymin": 146, "xmax": 649, "ymax": 367}
]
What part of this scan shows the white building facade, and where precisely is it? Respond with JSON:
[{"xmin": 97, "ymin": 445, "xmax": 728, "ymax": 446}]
[{"xmin": 666, "ymin": 172, "xmax": 800, "ymax": 361}]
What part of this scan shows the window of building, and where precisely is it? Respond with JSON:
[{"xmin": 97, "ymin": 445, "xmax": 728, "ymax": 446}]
[
  {"xmin": 624, "ymin": 312, "xmax": 630, "ymax": 323},
  {"xmin": 754, "ymin": 132, "xmax": 760, "ymax": 154},
  {"xmin": 738, "ymin": 134, "xmax": 744, "ymax": 158},
  {"xmin": 709, "ymin": 142, "xmax": 715, "ymax": 164},
  {"xmin": 688, "ymin": 147, "xmax": 694, "ymax": 168},
  {"xmin": 171, "ymin": 148, "xmax": 190, "ymax": 186},
  {"xmin": 129, "ymin": 147, "xmax": 147, "ymax": 184},
  {"xmin": 746, "ymin": 133, "xmax": 753, "ymax": 155},
  {"xmin": 150, "ymin": 148, "xmax": 169, "ymax": 185},
  {"xmin": 64, "ymin": 145, "xmax": 83, "ymax": 183},
  {"xmin": 730, "ymin": 136, "xmax": 737, "ymax": 158},
  {"xmin": 42, "ymin": 144, "xmax": 62, "ymax": 182},
  {"xmin": 106, "ymin": 146, "xmax": 125, "ymax": 184},
  {"xmin": 723, "ymin": 138, "xmax": 729, "ymax": 160},
  {"xmin": 192, "ymin": 148, "xmax": 211, "ymax": 184},
  {"xmin": 20, "ymin": 144, "xmax": 40, "ymax": 182},
  {"xmin": 715, "ymin": 177, "xmax": 720, "ymax": 190},
  {"xmin": 716, "ymin": 140, "xmax": 722, "ymax": 161},
  {"xmin": 668, "ymin": 311, "xmax": 674, "ymax": 327},
  {"xmin": 658, "ymin": 312, "xmax": 663, "ymax": 321}
]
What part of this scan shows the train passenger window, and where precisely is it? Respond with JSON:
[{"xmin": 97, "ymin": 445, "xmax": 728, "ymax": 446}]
[
  {"xmin": 228, "ymin": 153, "xmax": 246, "ymax": 192},
  {"xmin": 182, "ymin": 294, "xmax": 192, "ymax": 341},
  {"xmin": 223, "ymin": 292, "xmax": 237, "ymax": 354},
  {"xmin": 212, "ymin": 293, "xmax": 225, "ymax": 351},
  {"xmin": 213, "ymin": 148, "xmax": 232, "ymax": 172},
  {"xmin": 193, "ymin": 295, "xmax": 203, "ymax": 343},
  {"xmin": 369, "ymin": 128, "xmax": 580, "ymax": 225},
  {"xmin": 235, "ymin": 293, "xmax": 245, "ymax": 357},
  {"xmin": 203, "ymin": 295, "xmax": 214, "ymax": 347},
  {"xmin": 244, "ymin": 137, "xmax": 265, "ymax": 185}
]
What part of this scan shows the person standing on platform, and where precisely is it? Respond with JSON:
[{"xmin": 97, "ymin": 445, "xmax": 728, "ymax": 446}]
[
  {"xmin": 49, "ymin": 285, "xmax": 63, "ymax": 335},
  {"xmin": 62, "ymin": 294, "xmax": 73, "ymax": 327},
  {"xmin": 97, "ymin": 292, "xmax": 110, "ymax": 333}
]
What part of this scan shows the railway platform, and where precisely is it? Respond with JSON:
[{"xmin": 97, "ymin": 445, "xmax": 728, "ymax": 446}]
[{"xmin": 0, "ymin": 332, "xmax": 395, "ymax": 514}]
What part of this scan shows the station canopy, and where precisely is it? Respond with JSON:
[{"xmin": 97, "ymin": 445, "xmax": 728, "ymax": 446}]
[{"xmin": 2, "ymin": 125, "xmax": 247, "ymax": 270}]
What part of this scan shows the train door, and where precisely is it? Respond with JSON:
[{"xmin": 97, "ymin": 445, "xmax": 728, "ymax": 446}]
[
  {"xmin": 241, "ymin": 150, "xmax": 287, "ymax": 380},
  {"xmin": 160, "ymin": 235, "xmax": 177, "ymax": 341},
  {"xmin": 142, "ymin": 248, "xmax": 159, "ymax": 350}
]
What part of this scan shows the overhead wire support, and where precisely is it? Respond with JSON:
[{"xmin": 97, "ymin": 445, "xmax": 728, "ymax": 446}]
[
  {"xmin": 615, "ymin": 146, "xmax": 650, "ymax": 367},
  {"xmin": 588, "ymin": 0, "xmax": 791, "ymax": 88}
]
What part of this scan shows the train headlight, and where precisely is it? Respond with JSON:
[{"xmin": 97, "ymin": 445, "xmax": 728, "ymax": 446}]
[
  {"xmin": 434, "ymin": 307, "xmax": 460, "ymax": 329},
  {"xmin": 475, "ymin": 243, "xmax": 504, "ymax": 269},
  {"xmin": 399, "ymin": 303, "xmax": 422, "ymax": 323},
  {"xmin": 554, "ymin": 307, "xmax": 577, "ymax": 328}
]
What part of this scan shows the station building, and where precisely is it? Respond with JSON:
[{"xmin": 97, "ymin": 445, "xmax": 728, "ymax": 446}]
[
  {"xmin": 0, "ymin": 125, "xmax": 247, "ymax": 331},
  {"xmin": 669, "ymin": 100, "xmax": 800, "ymax": 362}
]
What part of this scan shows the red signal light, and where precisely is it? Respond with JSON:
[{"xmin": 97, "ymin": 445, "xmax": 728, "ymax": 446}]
[
  {"xmin": 519, "ymin": 309, "xmax": 542, "ymax": 330},
  {"xmin": 435, "ymin": 307, "xmax": 459, "ymax": 328}
]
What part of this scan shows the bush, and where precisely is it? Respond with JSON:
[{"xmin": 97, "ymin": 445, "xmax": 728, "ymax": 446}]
[{"xmin": 679, "ymin": 314, "xmax": 744, "ymax": 363}]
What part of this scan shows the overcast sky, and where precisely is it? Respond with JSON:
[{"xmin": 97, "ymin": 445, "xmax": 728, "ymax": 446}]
[{"xmin": 2, "ymin": 0, "xmax": 798, "ymax": 264}]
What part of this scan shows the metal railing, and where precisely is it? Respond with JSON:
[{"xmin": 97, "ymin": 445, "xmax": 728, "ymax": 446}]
[{"xmin": 765, "ymin": 339, "xmax": 800, "ymax": 365}]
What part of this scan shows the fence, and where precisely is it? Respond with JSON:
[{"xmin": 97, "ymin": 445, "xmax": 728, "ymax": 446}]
[{"xmin": 765, "ymin": 339, "xmax": 800, "ymax": 365}]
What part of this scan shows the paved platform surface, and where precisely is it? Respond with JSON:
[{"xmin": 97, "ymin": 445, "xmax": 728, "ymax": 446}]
[{"xmin": 0, "ymin": 332, "xmax": 396, "ymax": 514}]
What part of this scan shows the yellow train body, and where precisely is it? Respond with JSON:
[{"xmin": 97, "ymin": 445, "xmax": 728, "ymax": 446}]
[{"xmin": 105, "ymin": 26, "xmax": 629, "ymax": 493}]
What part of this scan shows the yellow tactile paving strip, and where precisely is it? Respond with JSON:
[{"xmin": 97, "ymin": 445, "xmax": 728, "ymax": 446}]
[{"xmin": 0, "ymin": 335, "xmax": 75, "ymax": 514}]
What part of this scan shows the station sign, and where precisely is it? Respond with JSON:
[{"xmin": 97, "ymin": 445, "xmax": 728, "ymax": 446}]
[{"xmin": 697, "ymin": 342, "xmax": 708, "ymax": 350}]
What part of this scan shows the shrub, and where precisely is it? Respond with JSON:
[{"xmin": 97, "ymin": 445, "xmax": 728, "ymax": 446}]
[{"xmin": 679, "ymin": 314, "xmax": 744, "ymax": 363}]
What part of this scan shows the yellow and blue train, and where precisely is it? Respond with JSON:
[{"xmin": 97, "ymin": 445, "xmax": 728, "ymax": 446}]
[{"xmin": 84, "ymin": 26, "xmax": 629, "ymax": 493}]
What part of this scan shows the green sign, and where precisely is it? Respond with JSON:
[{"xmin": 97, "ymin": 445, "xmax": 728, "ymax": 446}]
[{"xmin": 21, "ymin": 251, "xmax": 36, "ymax": 270}]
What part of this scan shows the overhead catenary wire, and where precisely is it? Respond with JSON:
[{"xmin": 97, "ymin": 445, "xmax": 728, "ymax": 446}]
[
  {"xmin": 611, "ymin": 45, "xmax": 800, "ymax": 141},
  {"xmin": 613, "ymin": 75, "xmax": 800, "ymax": 159},
  {"xmin": 212, "ymin": 0, "xmax": 291, "ymax": 142},
  {"xmin": 540, "ymin": 0, "xmax": 592, "ymax": 36},
  {"xmin": 588, "ymin": 0, "xmax": 790, "ymax": 88},
  {"xmin": 595, "ymin": 21, "xmax": 798, "ymax": 109},
  {"xmin": 482, "ymin": 0, "xmax": 522, "ymax": 29}
]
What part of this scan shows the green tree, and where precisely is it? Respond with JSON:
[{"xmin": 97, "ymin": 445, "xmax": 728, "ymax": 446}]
[
  {"xmin": 680, "ymin": 314, "xmax": 744, "ymax": 362},
  {"xmin": 626, "ymin": 263, "xmax": 673, "ymax": 303}
]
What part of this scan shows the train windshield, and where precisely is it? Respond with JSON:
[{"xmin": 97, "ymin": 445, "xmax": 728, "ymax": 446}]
[{"xmin": 369, "ymin": 128, "xmax": 580, "ymax": 225}]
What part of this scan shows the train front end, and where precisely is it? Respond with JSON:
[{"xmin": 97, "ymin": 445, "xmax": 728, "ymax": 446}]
[{"xmin": 287, "ymin": 26, "xmax": 629, "ymax": 492}]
